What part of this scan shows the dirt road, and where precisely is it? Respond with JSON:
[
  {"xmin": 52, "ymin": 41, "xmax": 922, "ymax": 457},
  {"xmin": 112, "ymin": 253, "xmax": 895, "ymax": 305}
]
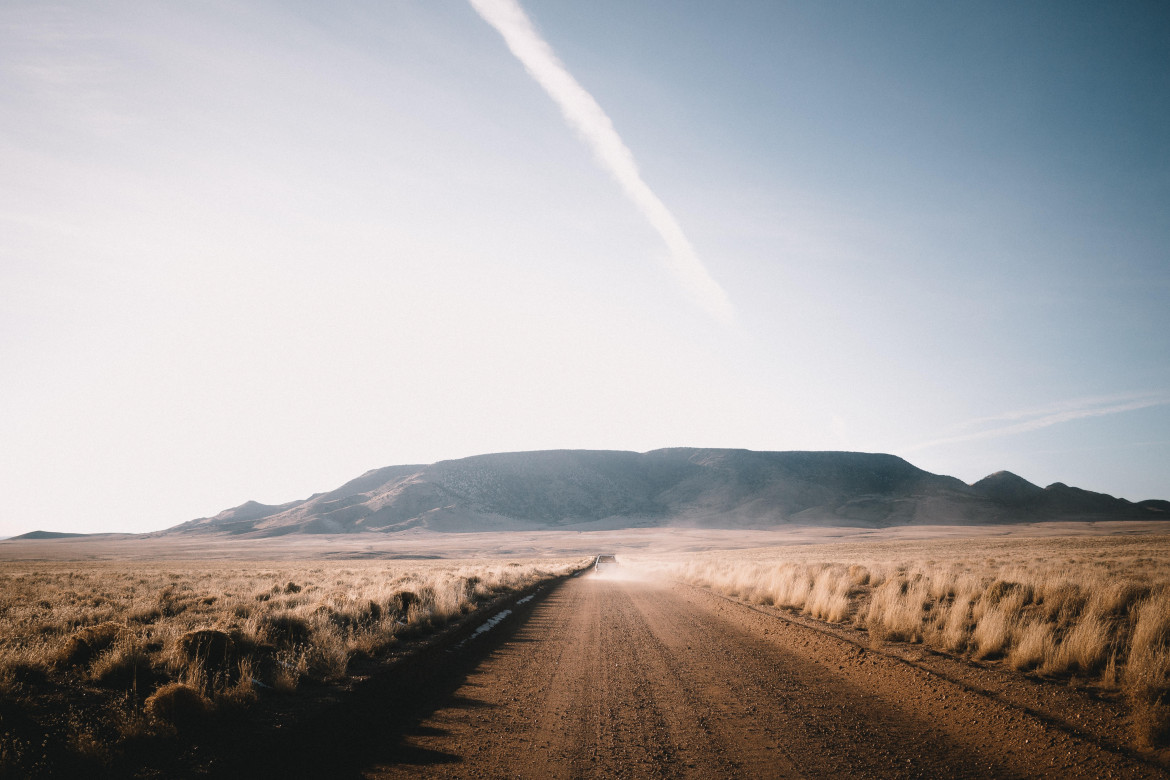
[{"xmin": 362, "ymin": 572, "xmax": 1165, "ymax": 779}]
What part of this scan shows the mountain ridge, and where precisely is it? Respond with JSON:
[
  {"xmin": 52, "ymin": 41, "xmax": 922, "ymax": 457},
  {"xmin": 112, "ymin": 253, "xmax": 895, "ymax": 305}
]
[{"xmin": 166, "ymin": 448, "xmax": 1170, "ymax": 538}]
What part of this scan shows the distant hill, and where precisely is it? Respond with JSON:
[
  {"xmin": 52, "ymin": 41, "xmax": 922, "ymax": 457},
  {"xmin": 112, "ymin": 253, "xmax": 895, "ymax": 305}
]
[
  {"xmin": 165, "ymin": 448, "xmax": 1170, "ymax": 538},
  {"xmin": 10, "ymin": 530, "xmax": 93, "ymax": 540}
]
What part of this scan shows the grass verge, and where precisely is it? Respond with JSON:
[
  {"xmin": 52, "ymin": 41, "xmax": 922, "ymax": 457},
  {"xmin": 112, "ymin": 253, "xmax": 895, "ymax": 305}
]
[
  {"xmin": 633, "ymin": 533, "xmax": 1170, "ymax": 751},
  {"xmin": 0, "ymin": 558, "xmax": 586, "ymax": 777}
]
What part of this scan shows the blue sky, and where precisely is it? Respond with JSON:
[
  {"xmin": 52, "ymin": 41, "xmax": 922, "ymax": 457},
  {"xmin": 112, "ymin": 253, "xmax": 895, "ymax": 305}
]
[{"xmin": 2, "ymin": 1, "xmax": 1167, "ymax": 535}]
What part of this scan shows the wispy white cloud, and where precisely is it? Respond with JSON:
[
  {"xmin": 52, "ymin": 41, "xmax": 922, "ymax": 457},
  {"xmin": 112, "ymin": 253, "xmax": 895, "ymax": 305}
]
[
  {"xmin": 903, "ymin": 392, "xmax": 1170, "ymax": 453},
  {"xmin": 468, "ymin": 0, "xmax": 734, "ymax": 323}
]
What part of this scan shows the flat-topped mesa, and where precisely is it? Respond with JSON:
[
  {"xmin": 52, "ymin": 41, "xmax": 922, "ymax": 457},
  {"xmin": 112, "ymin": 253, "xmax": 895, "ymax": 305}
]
[{"xmin": 161, "ymin": 448, "xmax": 1169, "ymax": 538}]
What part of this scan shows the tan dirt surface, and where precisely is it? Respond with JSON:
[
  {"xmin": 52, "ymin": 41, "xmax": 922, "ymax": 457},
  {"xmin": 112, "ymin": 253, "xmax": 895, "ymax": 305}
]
[{"xmin": 364, "ymin": 572, "xmax": 1167, "ymax": 780}]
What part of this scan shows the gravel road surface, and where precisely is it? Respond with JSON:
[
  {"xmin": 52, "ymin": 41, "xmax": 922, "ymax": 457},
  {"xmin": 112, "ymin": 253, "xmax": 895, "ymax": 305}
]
[{"xmin": 364, "ymin": 571, "xmax": 1166, "ymax": 779}]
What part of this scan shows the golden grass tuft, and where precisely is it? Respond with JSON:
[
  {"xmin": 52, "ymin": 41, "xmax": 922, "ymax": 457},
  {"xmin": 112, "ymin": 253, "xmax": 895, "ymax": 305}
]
[
  {"xmin": 144, "ymin": 682, "xmax": 210, "ymax": 730},
  {"xmin": 805, "ymin": 568, "xmax": 852, "ymax": 623},
  {"xmin": 1123, "ymin": 590, "xmax": 1170, "ymax": 746},
  {"xmin": 1044, "ymin": 612, "xmax": 1111, "ymax": 675},
  {"xmin": 972, "ymin": 605, "xmax": 1014, "ymax": 659},
  {"xmin": 55, "ymin": 622, "xmax": 126, "ymax": 668},
  {"xmin": 1008, "ymin": 620, "xmax": 1053, "ymax": 670},
  {"xmin": 866, "ymin": 578, "xmax": 929, "ymax": 643}
]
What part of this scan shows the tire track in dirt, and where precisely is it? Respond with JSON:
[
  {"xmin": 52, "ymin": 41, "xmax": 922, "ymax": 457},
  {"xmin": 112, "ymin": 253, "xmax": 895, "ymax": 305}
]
[
  {"xmin": 590, "ymin": 582, "xmax": 757, "ymax": 778},
  {"xmin": 631, "ymin": 584, "xmax": 1015, "ymax": 778}
]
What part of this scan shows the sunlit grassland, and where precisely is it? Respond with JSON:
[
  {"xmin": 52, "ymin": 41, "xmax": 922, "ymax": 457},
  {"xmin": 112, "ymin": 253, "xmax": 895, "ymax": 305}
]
[
  {"xmin": 0, "ymin": 557, "xmax": 584, "ymax": 775},
  {"xmin": 631, "ymin": 533, "xmax": 1170, "ymax": 749}
]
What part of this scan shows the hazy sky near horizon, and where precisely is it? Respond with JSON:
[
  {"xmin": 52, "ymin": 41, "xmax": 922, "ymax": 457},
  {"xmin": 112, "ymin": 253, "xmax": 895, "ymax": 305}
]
[{"xmin": 2, "ymin": 1, "xmax": 1168, "ymax": 536}]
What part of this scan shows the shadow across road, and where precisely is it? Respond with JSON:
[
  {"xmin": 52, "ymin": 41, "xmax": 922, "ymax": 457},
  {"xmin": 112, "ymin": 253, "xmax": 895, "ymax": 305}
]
[{"xmin": 201, "ymin": 576, "xmax": 577, "ymax": 780}]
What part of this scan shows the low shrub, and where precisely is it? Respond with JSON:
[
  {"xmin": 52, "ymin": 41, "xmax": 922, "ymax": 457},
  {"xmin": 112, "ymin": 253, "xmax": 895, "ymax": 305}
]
[
  {"xmin": 56, "ymin": 623, "xmax": 125, "ymax": 668},
  {"xmin": 144, "ymin": 683, "xmax": 210, "ymax": 731}
]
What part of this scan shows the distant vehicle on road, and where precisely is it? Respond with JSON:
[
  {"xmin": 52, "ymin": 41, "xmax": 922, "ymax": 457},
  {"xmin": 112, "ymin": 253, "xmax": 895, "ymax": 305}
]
[{"xmin": 594, "ymin": 554, "xmax": 617, "ymax": 572}]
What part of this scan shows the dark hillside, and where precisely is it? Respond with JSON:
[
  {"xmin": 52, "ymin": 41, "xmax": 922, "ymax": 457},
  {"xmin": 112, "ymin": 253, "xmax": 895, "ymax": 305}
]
[{"xmin": 162, "ymin": 448, "xmax": 1168, "ymax": 538}]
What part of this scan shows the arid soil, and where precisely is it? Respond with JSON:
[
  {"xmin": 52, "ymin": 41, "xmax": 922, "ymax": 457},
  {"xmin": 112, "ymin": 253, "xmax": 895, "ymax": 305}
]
[{"xmin": 364, "ymin": 570, "xmax": 1168, "ymax": 779}]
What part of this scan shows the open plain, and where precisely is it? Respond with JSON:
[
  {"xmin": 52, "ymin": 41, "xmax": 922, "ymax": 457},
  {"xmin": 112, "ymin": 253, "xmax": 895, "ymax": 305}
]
[{"xmin": 2, "ymin": 524, "xmax": 1169, "ymax": 778}]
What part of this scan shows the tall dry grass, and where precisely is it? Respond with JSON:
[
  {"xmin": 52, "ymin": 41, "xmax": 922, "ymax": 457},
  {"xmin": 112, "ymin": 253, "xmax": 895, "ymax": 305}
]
[
  {"xmin": 632, "ymin": 534, "xmax": 1170, "ymax": 749},
  {"xmin": 0, "ymin": 558, "xmax": 584, "ymax": 775}
]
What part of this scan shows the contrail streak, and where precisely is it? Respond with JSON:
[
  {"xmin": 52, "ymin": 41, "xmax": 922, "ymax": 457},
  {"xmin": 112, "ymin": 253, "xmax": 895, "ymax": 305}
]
[
  {"xmin": 902, "ymin": 393, "xmax": 1170, "ymax": 453},
  {"xmin": 468, "ymin": 0, "xmax": 734, "ymax": 323}
]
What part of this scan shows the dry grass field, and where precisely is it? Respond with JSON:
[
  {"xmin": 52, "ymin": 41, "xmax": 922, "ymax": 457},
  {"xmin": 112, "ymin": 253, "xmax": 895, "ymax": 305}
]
[
  {"xmin": 3, "ymin": 523, "xmax": 1169, "ymax": 775},
  {"xmin": 0, "ymin": 557, "xmax": 585, "ymax": 776},
  {"xmin": 630, "ymin": 533, "xmax": 1170, "ymax": 749}
]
